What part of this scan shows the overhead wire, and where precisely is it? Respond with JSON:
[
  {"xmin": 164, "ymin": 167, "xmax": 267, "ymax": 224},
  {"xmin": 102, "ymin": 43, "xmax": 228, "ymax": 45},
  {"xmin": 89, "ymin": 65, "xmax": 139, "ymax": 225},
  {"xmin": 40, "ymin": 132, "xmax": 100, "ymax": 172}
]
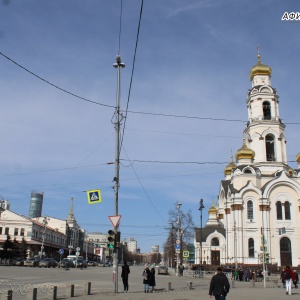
[
  {"xmin": 122, "ymin": 146, "xmax": 166, "ymax": 223},
  {"xmin": 2, "ymin": 51, "xmax": 300, "ymax": 125},
  {"xmin": 119, "ymin": 0, "xmax": 144, "ymax": 152},
  {"xmin": 0, "ymin": 51, "xmax": 115, "ymax": 109}
]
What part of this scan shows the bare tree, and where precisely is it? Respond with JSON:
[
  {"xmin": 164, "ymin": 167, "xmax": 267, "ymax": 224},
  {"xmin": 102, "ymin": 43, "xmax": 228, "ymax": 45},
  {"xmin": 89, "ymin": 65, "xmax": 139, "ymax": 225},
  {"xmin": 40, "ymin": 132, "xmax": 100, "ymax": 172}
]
[{"xmin": 164, "ymin": 203, "xmax": 194, "ymax": 267}]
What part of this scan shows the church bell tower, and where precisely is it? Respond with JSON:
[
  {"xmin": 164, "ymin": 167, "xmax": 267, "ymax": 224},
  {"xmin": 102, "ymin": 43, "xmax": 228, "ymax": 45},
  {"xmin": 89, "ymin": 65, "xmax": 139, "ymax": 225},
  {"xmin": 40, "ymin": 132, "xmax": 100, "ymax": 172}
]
[{"xmin": 244, "ymin": 54, "xmax": 288, "ymax": 171}]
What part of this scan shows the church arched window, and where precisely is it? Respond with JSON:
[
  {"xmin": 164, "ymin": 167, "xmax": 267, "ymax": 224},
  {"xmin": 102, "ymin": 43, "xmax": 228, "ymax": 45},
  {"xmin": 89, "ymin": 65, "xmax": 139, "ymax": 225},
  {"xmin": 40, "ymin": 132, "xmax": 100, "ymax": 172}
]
[
  {"xmin": 276, "ymin": 201, "xmax": 283, "ymax": 220},
  {"xmin": 280, "ymin": 237, "xmax": 291, "ymax": 252},
  {"xmin": 284, "ymin": 201, "xmax": 291, "ymax": 220},
  {"xmin": 211, "ymin": 238, "xmax": 219, "ymax": 246},
  {"xmin": 248, "ymin": 238, "xmax": 255, "ymax": 258},
  {"xmin": 265, "ymin": 134, "xmax": 276, "ymax": 161},
  {"xmin": 263, "ymin": 101, "xmax": 271, "ymax": 120},
  {"xmin": 247, "ymin": 200, "xmax": 253, "ymax": 219}
]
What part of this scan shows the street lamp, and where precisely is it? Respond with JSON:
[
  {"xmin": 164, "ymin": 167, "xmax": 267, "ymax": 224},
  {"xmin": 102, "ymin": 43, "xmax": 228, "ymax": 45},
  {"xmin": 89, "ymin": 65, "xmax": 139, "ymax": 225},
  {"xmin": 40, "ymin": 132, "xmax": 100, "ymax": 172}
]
[
  {"xmin": 169, "ymin": 222, "xmax": 174, "ymax": 268},
  {"xmin": 199, "ymin": 199, "xmax": 205, "ymax": 265},
  {"xmin": 40, "ymin": 216, "xmax": 50, "ymax": 259},
  {"xmin": 176, "ymin": 202, "xmax": 182, "ymax": 275}
]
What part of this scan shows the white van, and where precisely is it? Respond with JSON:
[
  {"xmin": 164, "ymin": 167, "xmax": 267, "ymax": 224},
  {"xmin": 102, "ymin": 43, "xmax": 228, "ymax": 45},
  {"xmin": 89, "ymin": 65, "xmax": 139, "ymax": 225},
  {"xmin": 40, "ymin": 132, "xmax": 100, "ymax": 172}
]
[{"xmin": 67, "ymin": 255, "xmax": 83, "ymax": 267}]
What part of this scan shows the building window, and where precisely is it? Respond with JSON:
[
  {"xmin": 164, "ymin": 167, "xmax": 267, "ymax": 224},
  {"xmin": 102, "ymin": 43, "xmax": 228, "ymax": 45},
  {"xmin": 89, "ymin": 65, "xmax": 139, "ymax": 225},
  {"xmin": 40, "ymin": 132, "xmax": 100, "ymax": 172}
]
[
  {"xmin": 284, "ymin": 201, "xmax": 291, "ymax": 220},
  {"xmin": 247, "ymin": 200, "xmax": 253, "ymax": 219},
  {"xmin": 263, "ymin": 101, "xmax": 271, "ymax": 120},
  {"xmin": 14, "ymin": 228, "xmax": 18, "ymax": 236},
  {"xmin": 280, "ymin": 237, "xmax": 291, "ymax": 252},
  {"xmin": 20, "ymin": 228, "xmax": 25, "ymax": 236},
  {"xmin": 265, "ymin": 134, "xmax": 276, "ymax": 161},
  {"xmin": 276, "ymin": 201, "xmax": 282, "ymax": 220},
  {"xmin": 248, "ymin": 238, "xmax": 255, "ymax": 258},
  {"xmin": 211, "ymin": 238, "xmax": 219, "ymax": 246},
  {"xmin": 5, "ymin": 227, "xmax": 9, "ymax": 235},
  {"xmin": 0, "ymin": 227, "xmax": 2, "ymax": 235}
]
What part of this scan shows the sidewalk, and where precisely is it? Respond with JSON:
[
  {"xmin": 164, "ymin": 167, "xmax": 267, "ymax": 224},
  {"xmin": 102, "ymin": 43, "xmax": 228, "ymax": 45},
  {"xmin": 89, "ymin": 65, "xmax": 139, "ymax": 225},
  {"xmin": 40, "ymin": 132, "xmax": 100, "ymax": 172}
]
[{"xmin": 56, "ymin": 278, "xmax": 300, "ymax": 300}]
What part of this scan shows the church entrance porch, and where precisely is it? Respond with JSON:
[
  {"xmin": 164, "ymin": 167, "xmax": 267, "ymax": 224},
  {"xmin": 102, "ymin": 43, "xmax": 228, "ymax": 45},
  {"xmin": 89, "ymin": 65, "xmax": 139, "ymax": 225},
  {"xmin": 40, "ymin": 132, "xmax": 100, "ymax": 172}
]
[
  {"xmin": 280, "ymin": 237, "xmax": 292, "ymax": 266},
  {"xmin": 211, "ymin": 250, "xmax": 220, "ymax": 266}
]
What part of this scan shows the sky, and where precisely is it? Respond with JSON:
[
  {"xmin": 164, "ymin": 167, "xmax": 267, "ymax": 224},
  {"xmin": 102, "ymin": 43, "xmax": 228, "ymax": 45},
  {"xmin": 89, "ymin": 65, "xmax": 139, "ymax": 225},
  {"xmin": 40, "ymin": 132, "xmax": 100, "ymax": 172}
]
[{"xmin": 0, "ymin": 0, "xmax": 300, "ymax": 253}]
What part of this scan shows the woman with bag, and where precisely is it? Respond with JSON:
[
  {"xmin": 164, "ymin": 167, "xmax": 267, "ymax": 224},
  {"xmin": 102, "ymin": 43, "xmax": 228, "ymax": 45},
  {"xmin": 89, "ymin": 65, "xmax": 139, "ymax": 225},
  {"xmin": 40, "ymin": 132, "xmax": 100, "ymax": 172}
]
[
  {"xmin": 142, "ymin": 264, "xmax": 151, "ymax": 293},
  {"xmin": 149, "ymin": 265, "xmax": 156, "ymax": 293}
]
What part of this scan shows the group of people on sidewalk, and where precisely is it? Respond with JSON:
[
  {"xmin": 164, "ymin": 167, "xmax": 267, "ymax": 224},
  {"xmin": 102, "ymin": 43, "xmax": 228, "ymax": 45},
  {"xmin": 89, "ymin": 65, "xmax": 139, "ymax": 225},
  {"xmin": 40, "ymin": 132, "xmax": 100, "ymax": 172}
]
[
  {"xmin": 120, "ymin": 261, "xmax": 156, "ymax": 293},
  {"xmin": 209, "ymin": 265, "xmax": 299, "ymax": 299},
  {"xmin": 142, "ymin": 264, "xmax": 156, "ymax": 293},
  {"xmin": 121, "ymin": 261, "xmax": 299, "ymax": 298}
]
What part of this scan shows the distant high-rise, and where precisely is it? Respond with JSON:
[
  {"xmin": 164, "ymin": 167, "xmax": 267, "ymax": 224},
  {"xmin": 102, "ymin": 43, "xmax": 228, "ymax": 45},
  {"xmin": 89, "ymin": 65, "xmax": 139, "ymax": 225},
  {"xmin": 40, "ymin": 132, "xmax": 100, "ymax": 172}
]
[
  {"xmin": 28, "ymin": 191, "xmax": 44, "ymax": 218},
  {"xmin": 0, "ymin": 199, "xmax": 10, "ymax": 210}
]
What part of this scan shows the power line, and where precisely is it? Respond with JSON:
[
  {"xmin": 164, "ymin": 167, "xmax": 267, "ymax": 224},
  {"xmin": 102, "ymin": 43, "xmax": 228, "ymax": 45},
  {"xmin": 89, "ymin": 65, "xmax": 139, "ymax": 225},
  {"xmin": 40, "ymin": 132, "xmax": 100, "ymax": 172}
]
[
  {"xmin": 123, "ymin": 146, "xmax": 166, "ymax": 223},
  {"xmin": 1, "ymin": 50, "xmax": 300, "ymax": 125},
  {"xmin": 120, "ymin": 0, "xmax": 144, "ymax": 152},
  {"xmin": 0, "ymin": 51, "xmax": 115, "ymax": 109},
  {"xmin": 120, "ymin": 159, "xmax": 228, "ymax": 165}
]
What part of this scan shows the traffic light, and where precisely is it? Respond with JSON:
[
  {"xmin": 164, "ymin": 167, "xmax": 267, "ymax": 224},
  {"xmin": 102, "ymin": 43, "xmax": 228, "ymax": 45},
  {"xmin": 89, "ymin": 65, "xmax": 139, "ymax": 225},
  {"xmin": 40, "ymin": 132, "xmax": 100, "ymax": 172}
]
[
  {"xmin": 107, "ymin": 230, "xmax": 121, "ymax": 251},
  {"xmin": 265, "ymin": 252, "xmax": 270, "ymax": 264},
  {"xmin": 107, "ymin": 230, "xmax": 115, "ymax": 249}
]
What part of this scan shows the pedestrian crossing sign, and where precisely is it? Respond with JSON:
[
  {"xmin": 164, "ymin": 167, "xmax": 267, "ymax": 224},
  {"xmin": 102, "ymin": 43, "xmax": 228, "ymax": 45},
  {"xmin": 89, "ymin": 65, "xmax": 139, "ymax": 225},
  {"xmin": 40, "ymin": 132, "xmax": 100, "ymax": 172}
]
[
  {"xmin": 183, "ymin": 251, "xmax": 189, "ymax": 258},
  {"xmin": 87, "ymin": 189, "xmax": 102, "ymax": 204}
]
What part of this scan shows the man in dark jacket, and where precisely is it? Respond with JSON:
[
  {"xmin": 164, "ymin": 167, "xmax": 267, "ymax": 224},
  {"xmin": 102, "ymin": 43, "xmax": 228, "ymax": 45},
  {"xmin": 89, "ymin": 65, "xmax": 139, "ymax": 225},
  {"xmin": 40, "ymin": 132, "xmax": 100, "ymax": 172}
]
[
  {"xmin": 121, "ymin": 261, "xmax": 130, "ymax": 293},
  {"xmin": 209, "ymin": 266, "xmax": 230, "ymax": 300}
]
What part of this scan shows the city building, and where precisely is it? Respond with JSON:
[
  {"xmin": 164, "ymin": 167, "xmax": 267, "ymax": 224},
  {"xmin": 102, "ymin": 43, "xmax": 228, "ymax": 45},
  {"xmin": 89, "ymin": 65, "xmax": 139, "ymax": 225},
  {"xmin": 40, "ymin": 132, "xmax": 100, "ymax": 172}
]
[
  {"xmin": 0, "ymin": 199, "xmax": 10, "ymax": 210},
  {"xmin": 0, "ymin": 209, "xmax": 66, "ymax": 259},
  {"xmin": 195, "ymin": 54, "xmax": 300, "ymax": 267},
  {"xmin": 0, "ymin": 198, "xmax": 95, "ymax": 260},
  {"xmin": 87, "ymin": 232, "xmax": 110, "ymax": 262},
  {"xmin": 152, "ymin": 245, "xmax": 159, "ymax": 253},
  {"xmin": 28, "ymin": 191, "xmax": 44, "ymax": 218},
  {"xmin": 127, "ymin": 237, "xmax": 138, "ymax": 253}
]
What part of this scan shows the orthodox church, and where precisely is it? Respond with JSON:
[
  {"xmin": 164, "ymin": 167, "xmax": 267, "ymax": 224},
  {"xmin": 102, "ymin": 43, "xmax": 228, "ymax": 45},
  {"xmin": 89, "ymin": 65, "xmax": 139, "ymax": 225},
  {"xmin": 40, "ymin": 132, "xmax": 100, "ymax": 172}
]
[{"xmin": 195, "ymin": 54, "xmax": 300, "ymax": 268}]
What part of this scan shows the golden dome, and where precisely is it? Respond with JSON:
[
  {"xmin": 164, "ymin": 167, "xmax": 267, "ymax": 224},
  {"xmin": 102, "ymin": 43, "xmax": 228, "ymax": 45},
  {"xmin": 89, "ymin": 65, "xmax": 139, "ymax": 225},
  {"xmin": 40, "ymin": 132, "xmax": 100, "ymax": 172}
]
[
  {"xmin": 208, "ymin": 200, "xmax": 218, "ymax": 214},
  {"xmin": 296, "ymin": 152, "xmax": 300, "ymax": 163},
  {"xmin": 249, "ymin": 54, "xmax": 272, "ymax": 81},
  {"xmin": 224, "ymin": 156, "xmax": 237, "ymax": 176},
  {"xmin": 236, "ymin": 139, "xmax": 255, "ymax": 160}
]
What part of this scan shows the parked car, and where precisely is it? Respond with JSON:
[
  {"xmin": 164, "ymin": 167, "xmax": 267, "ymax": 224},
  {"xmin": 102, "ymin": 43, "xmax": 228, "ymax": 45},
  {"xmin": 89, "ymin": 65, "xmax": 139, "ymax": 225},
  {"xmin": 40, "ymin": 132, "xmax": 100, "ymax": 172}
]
[
  {"xmin": 87, "ymin": 261, "xmax": 97, "ymax": 267},
  {"xmin": 13, "ymin": 258, "xmax": 25, "ymax": 266},
  {"xmin": 24, "ymin": 257, "xmax": 41, "ymax": 267},
  {"xmin": 102, "ymin": 262, "xmax": 111, "ymax": 267},
  {"xmin": 58, "ymin": 258, "xmax": 73, "ymax": 268},
  {"xmin": 39, "ymin": 258, "xmax": 58, "ymax": 268},
  {"xmin": 76, "ymin": 259, "xmax": 87, "ymax": 268},
  {"xmin": 158, "ymin": 266, "xmax": 168, "ymax": 275}
]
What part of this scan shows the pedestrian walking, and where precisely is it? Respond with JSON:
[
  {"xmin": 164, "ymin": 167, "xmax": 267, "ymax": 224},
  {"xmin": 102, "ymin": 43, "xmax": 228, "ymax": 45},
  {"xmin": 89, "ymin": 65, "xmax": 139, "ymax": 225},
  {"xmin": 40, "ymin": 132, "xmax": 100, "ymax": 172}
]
[
  {"xmin": 280, "ymin": 268, "xmax": 286, "ymax": 288},
  {"xmin": 121, "ymin": 261, "xmax": 130, "ymax": 293},
  {"xmin": 149, "ymin": 265, "xmax": 156, "ymax": 293},
  {"xmin": 283, "ymin": 265, "xmax": 296, "ymax": 296},
  {"xmin": 293, "ymin": 270, "xmax": 299, "ymax": 289},
  {"xmin": 209, "ymin": 266, "xmax": 230, "ymax": 300},
  {"xmin": 142, "ymin": 264, "xmax": 151, "ymax": 293}
]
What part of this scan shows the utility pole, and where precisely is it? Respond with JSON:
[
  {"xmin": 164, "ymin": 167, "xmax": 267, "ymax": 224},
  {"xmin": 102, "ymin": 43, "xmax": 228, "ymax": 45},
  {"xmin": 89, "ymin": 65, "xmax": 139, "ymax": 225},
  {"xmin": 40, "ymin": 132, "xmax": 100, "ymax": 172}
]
[
  {"xmin": 176, "ymin": 202, "xmax": 182, "ymax": 276},
  {"xmin": 112, "ymin": 55, "xmax": 125, "ymax": 293},
  {"xmin": 199, "ymin": 199, "xmax": 204, "ymax": 265}
]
